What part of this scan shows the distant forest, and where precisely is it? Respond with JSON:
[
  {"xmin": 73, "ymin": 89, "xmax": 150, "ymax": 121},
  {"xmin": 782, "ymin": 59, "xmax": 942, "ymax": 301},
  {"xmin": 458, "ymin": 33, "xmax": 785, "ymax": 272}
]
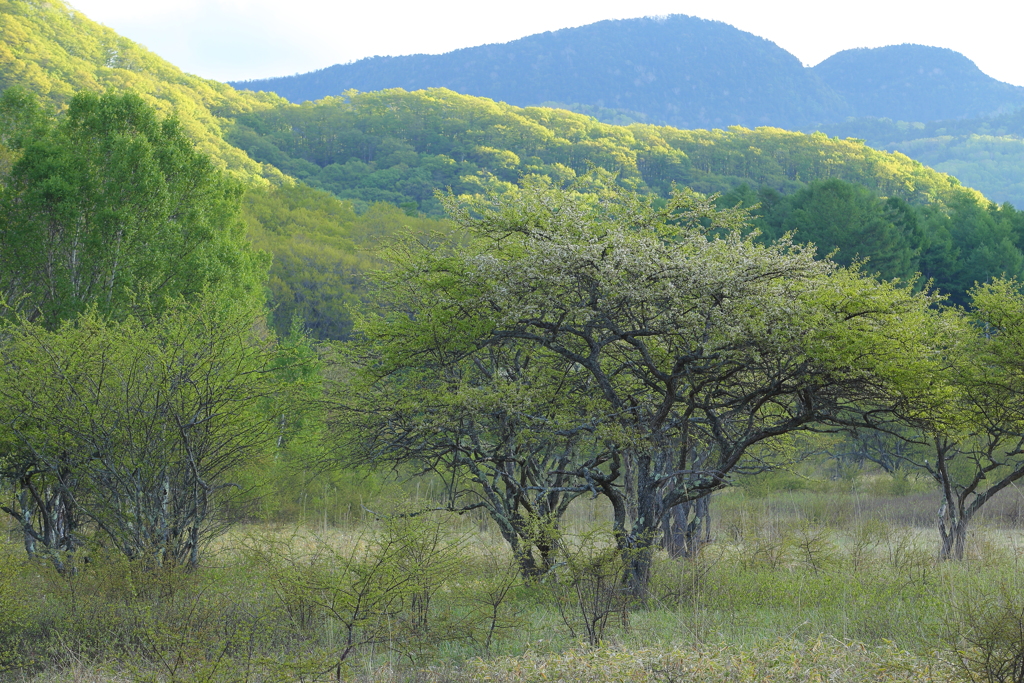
[
  {"xmin": 231, "ymin": 17, "xmax": 1024, "ymax": 207},
  {"xmin": 225, "ymin": 88, "xmax": 1024, "ymax": 334},
  {"xmin": 232, "ymin": 17, "xmax": 1024, "ymax": 130},
  {"xmin": 821, "ymin": 107, "xmax": 1024, "ymax": 208}
]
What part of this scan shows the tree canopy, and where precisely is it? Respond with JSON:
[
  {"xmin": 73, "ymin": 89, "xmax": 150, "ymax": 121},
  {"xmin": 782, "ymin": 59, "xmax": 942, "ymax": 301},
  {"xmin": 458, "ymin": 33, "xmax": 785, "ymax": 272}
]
[
  {"xmin": 226, "ymin": 88, "xmax": 984, "ymax": 217},
  {"xmin": 334, "ymin": 182, "xmax": 945, "ymax": 588},
  {"xmin": 0, "ymin": 88, "xmax": 269, "ymax": 327}
]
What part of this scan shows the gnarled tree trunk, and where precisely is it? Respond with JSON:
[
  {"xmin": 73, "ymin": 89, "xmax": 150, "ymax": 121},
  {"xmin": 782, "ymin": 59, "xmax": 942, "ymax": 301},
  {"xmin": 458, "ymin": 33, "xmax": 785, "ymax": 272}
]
[{"xmin": 662, "ymin": 495, "xmax": 711, "ymax": 559}]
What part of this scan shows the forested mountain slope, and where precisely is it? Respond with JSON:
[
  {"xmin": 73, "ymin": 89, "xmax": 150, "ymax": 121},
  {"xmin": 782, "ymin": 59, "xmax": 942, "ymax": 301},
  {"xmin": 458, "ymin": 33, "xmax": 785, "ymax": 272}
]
[
  {"xmin": 812, "ymin": 45, "xmax": 1024, "ymax": 122},
  {"xmin": 231, "ymin": 15, "xmax": 848, "ymax": 130},
  {"xmin": 226, "ymin": 87, "xmax": 1024, "ymax": 309},
  {"xmin": 226, "ymin": 87, "xmax": 984, "ymax": 216},
  {"xmin": 820, "ymin": 107, "xmax": 1024, "ymax": 208},
  {"xmin": 0, "ymin": 0, "xmax": 284, "ymax": 182},
  {"xmin": 232, "ymin": 16, "xmax": 1024, "ymax": 132}
]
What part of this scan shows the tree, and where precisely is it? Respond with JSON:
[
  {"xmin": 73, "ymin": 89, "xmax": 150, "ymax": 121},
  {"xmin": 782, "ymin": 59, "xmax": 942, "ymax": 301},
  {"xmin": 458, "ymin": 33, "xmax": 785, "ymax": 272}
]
[
  {"xmin": 0, "ymin": 88, "xmax": 287, "ymax": 569},
  {"xmin": 332, "ymin": 268, "xmax": 601, "ymax": 577},
  {"xmin": 895, "ymin": 279, "xmax": 1024, "ymax": 560},
  {"xmin": 771, "ymin": 179, "xmax": 922, "ymax": 282},
  {"xmin": 336, "ymin": 181, "xmax": 941, "ymax": 592},
  {"xmin": 0, "ymin": 88, "xmax": 267, "ymax": 328},
  {"xmin": 0, "ymin": 296, "xmax": 295, "ymax": 569}
]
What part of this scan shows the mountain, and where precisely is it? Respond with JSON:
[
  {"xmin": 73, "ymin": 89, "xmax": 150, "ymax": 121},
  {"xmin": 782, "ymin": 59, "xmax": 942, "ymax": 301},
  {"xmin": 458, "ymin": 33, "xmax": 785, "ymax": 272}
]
[
  {"xmin": 231, "ymin": 15, "xmax": 848, "ymax": 131},
  {"xmin": 231, "ymin": 17, "xmax": 1024, "ymax": 132},
  {"xmin": 812, "ymin": 44, "xmax": 1024, "ymax": 122},
  {"xmin": 0, "ymin": 0, "xmax": 284, "ymax": 183}
]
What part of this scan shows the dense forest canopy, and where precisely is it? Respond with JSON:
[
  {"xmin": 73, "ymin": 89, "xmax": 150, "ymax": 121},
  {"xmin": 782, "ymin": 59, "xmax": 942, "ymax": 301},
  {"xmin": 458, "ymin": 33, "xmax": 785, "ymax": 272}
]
[
  {"xmin": 0, "ymin": 0, "xmax": 285, "ymax": 183},
  {"xmin": 224, "ymin": 87, "xmax": 1024, "ymax": 309},
  {"xmin": 820, "ymin": 107, "xmax": 1024, "ymax": 208},
  {"xmin": 719, "ymin": 180, "xmax": 1024, "ymax": 305},
  {"xmin": 0, "ymin": 87, "xmax": 269, "ymax": 327},
  {"xmin": 242, "ymin": 182, "xmax": 452, "ymax": 339},
  {"xmin": 226, "ymin": 87, "xmax": 985, "ymax": 214}
]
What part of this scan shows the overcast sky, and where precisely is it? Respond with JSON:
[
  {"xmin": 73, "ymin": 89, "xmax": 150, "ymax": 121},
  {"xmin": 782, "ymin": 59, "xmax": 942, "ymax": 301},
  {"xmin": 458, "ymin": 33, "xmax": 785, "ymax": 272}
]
[{"xmin": 67, "ymin": 0, "xmax": 1024, "ymax": 87}]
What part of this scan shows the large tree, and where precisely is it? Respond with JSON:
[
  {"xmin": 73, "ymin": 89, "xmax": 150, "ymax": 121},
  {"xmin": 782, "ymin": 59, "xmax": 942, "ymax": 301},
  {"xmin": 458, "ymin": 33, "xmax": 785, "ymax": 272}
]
[
  {"xmin": 333, "ymin": 335, "xmax": 599, "ymax": 577},
  {"xmin": 336, "ymin": 182, "xmax": 941, "ymax": 591},
  {"xmin": 0, "ymin": 87, "xmax": 267, "ymax": 328},
  {"xmin": 0, "ymin": 88, "xmax": 283, "ymax": 568}
]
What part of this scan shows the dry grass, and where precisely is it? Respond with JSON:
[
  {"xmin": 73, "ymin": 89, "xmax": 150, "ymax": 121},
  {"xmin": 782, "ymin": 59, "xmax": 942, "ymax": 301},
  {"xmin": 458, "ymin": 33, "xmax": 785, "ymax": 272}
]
[
  {"xmin": 1, "ymin": 641, "xmax": 959, "ymax": 683},
  {"xmin": 451, "ymin": 639, "xmax": 957, "ymax": 683},
  {"xmin": 3, "ymin": 480, "xmax": 1024, "ymax": 682}
]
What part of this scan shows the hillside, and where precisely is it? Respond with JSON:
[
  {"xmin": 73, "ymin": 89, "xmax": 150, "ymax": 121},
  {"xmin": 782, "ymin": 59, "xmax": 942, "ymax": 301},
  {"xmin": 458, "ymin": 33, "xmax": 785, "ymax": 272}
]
[
  {"xmin": 812, "ymin": 44, "xmax": 1024, "ymax": 121},
  {"xmin": 226, "ymin": 87, "xmax": 984, "ymax": 216},
  {"xmin": 7, "ymin": 1, "xmax": 1021, "ymax": 210},
  {"xmin": 226, "ymin": 87, "xmax": 1024, "ymax": 309},
  {"xmin": 0, "ymin": 0, "xmax": 284, "ymax": 182},
  {"xmin": 3, "ymin": 0, "xmax": 1022, "ymax": 329},
  {"xmin": 231, "ymin": 15, "xmax": 847, "ymax": 131},
  {"xmin": 819, "ymin": 107, "xmax": 1024, "ymax": 208},
  {"xmin": 232, "ymin": 16, "xmax": 1024, "ymax": 134}
]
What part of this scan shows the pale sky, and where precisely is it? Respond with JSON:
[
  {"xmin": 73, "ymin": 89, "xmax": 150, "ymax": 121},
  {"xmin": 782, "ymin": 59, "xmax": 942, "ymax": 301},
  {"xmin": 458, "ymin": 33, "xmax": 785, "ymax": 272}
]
[{"xmin": 67, "ymin": 0, "xmax": 1024, "ymax": 87}]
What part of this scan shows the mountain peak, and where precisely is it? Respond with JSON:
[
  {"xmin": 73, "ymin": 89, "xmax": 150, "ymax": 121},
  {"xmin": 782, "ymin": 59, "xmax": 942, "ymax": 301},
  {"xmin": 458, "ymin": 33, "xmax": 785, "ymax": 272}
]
[
  {"xmin": 812, "ymin": 44, "xmax": 1024, "ymax": 120},
  {"xmin": 231, "ymin": 14, "xmax": 846, "ymax": 130}
]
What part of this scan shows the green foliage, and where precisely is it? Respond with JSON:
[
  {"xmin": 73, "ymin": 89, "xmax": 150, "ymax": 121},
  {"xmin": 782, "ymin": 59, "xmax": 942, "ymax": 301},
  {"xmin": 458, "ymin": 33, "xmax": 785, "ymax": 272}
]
[
  {"xmin": 760, "ymin": 178, "xmax": 921, "ymax": 281},
  {"xmin": 3, "ymin": 484, "xmax": 1019, "ymax": 681},
  {"xmin": 900, "ymin": 135, "xmax": 1024, "ymax": 210},
  {"xmin": 227, "ymin": 87, "xmax": 1024, "ymax": 307},
  {"xmin": 23, "ymin": 550, "xmax": 275, "ymax": 681},
  {"xmin": 0, "ymin": 294, "xmax": 303, "ymax": 567},
  {"xmin": 246, "ymin": 514, "xmax": 477, "ymax": 669},
  {"xmin": 737, "ymin": 468, "xmax": 817, "ymax": 497},
  {"xmin": 820, "ymin": 107, "xmax": 1024, "ymax": 210},
  {"xmin": 947, "ymin": 573, "xmax": 1024, "ymax": 683},
  {"xmin": 241, "ymin": 182, "xmax": 451, "ymax": 339},
  {"xmin": 0, "ymin": 88, "xmax": 269, "ymax": 328},
  {"xmin": 723, "ymin": 178, "xmax": 1024, "ymax": 304},
  {"xmin": 0, "ymin": 546, "xmax": 25, "ymax": 672},
  {"xmin": 227, "ymin": 88, "xmax": 983, "ymax": 217},
  {"xmin": 547, "ymin": 530, "xmax": 633, "ymax": 646},
  {"xmin": 0, "ymin": 0, "xmax": 285, "ymax": 183},
  {"xmin": 871, "ymin": 278, "xmax": 1024, "ymax": 560},
  {"xmin": 338, "ymin": 180, "xmax": 948, "ymax": 597}
]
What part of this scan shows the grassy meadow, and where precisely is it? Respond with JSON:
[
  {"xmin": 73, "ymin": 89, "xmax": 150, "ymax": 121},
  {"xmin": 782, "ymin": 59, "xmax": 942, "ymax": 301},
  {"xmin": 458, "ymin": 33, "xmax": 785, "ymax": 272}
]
[{"xmin": 3, "ymin": 468, "xmax": 1024, "ymax": 682}]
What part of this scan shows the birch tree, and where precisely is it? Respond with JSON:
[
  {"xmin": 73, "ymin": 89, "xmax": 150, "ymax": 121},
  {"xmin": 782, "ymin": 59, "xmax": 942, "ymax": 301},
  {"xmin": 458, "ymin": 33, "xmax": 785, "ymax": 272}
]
[
  {"xmin": 0, "ymin": 88, "xmax": 267, "ymax": 328},
  {"xmin": 0, "ymin": 296, "xmax": 292, "ymax": 568}
]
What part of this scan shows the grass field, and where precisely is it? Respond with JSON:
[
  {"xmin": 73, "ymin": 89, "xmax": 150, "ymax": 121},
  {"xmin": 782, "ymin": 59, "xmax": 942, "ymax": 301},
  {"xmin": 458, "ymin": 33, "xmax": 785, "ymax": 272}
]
[{"xmin": 3, "ymin": 472, "xmax": 1023, "ymax": 682}]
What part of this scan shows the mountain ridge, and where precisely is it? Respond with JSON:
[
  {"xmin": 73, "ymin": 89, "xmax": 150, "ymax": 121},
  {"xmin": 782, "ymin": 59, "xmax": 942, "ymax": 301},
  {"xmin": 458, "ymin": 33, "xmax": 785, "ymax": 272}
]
[
  {"xmin": 812, "ymin": 44, "xmax": 1024, "ymax": 121},
  {"xmin": 231, "ymin": 15, "xmax": 849, "ymax": 130},
  {"xmin": 231, "ymin": 17, "xmax": 1024, "ymax": 131}
]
